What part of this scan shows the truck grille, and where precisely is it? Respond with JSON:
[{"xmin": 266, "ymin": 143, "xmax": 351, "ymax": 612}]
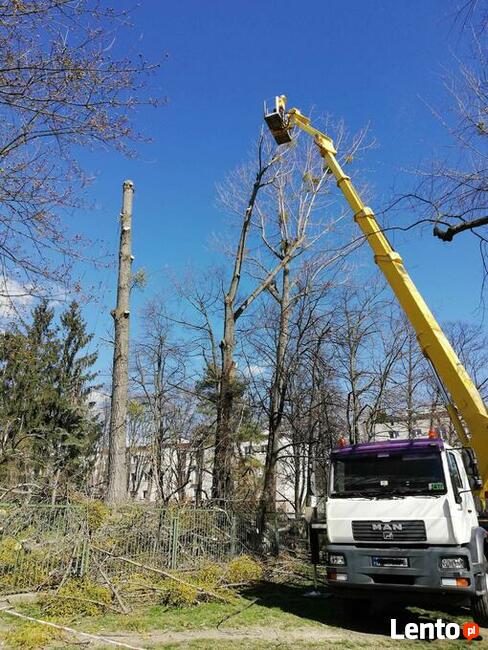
[{"xmin": 352, "ymin": 520, "xmax": 426, "ymax": 542}]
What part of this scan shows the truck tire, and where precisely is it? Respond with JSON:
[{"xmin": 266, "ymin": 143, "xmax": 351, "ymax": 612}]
[{"xmin": 472, "ymin": 589, "xmax": 488, "ymax": 627}]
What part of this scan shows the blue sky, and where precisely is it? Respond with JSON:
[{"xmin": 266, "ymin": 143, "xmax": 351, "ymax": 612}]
[{"xmin": 67, "ymin": 0, "xmax": 483, "ymax": 380}]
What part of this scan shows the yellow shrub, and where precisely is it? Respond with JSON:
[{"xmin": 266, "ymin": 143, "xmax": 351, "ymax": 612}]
[
  {"xmin": 0, "ymin": 541, "xmax": 50, "ymax": 592},
  {"xmin": 70, "ymin": 496, "xmax": 109, "ymax": 533},
  {"xmin": 4, "ymin": 622, "xmax": 65, "ymax": 649},
  {"xmin": 226, "ymin": 555, "xmax": 263, "ymax": 584},
  {"xmin": 85, "ymin": 501, "xmax": 109, "ymax": 533},
  {"xmin": 196, "ymin": 562, "xmax": 222, "ymax": 588},
  {"xmin": 159, "ymin": 579, "xmax": 199, "ymax": 607},
  {"xmin": 40, "ymin": 578, "xmax": 112, "ymax": 617},
  {"xmin": 0, "ymin": 537, "xmax": 21, "ymax": 566}
]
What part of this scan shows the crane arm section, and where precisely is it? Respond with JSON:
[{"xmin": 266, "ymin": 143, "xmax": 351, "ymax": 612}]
[{"xmin": 265, "ymin": 97, "xmax": 488, "ymax": 489}]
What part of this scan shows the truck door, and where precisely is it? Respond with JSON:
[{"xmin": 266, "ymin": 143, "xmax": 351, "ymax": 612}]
[{"xmin": 447, "ymin": 451, "xmax": 478, "ymax": 534}]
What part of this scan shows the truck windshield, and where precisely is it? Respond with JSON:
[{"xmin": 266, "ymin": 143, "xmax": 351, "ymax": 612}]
[{"xmin": 331, "ymin": 450, "xmax": 446, "ymax": 497}]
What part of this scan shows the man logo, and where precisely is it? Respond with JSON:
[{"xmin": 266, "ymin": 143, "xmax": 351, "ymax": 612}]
[
  {"xmin": 383, "ymin": 531, "xmax": 394, "ymax": 540},
  {"xmin": 372, "ymin": 522, "xmax": 403, "ymax": 532}
]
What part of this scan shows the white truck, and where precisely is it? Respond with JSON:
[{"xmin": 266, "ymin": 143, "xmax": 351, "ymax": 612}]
[{"xmin": 325, "ymin": 436, "xmax": 488, "ymax": 620}]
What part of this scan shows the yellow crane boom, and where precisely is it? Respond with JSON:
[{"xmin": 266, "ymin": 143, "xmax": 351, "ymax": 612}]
[{"xmin": 264, "ymin": 96, "xmax": 488, "ymax": 493}]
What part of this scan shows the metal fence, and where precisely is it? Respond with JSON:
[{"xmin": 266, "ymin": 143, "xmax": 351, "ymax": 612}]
[
  {"xmin": 0, "ymin": 503, "xmax": 268, "ymax": 595},
  {"xmin": 0, "ymin": 503, "xmax": 309, "ymax": 596}
]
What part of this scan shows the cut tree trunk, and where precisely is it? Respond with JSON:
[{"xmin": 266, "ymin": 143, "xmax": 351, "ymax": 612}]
[{"xmin": 106, "ymin": 180, "xmax": 134, "ymax": 505}]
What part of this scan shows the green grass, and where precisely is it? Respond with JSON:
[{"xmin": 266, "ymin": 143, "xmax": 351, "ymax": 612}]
[{"xmin": 0, "ymin": 581, "xmax": 484, "ymax": 649}]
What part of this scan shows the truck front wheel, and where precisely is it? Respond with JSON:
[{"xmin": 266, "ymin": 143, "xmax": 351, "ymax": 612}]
[{"xmin": 471, "ymin": 575, "xmax": 488, "ymax": 627}]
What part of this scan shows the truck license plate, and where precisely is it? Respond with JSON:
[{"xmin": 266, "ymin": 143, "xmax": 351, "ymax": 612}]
[{"xmin": 372, "ymin": 556, "xmax": 408, "ymax": 568}]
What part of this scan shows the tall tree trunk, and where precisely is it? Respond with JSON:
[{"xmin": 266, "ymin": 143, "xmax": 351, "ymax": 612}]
[
  {"xmin": 212, "ymin": 296, "xmax": 236, "ymax": 502},
  {"xmin": 176, "ymin": 448, "xmax": 187, "ymax": 502},
  {"xmin": 211, "ymin": 160, "xmax": 266, "ymax": 502},
  {"xmin": 305, "ymin": 357, "xmax": 319, "ymax": 507},
  {"xmin": 294, "ymin": 440, "xmax": 301, "ymax": 515},
  {"xmin": 211, "ymin": 142, "xmax": 293, "ymax": 502},
  {"xmin": 106, "ymin": 180, "xmax": 134, "ymax": 505},
  {"xmin": 155, "ymin": 417, "xmax": 166, "ymax": 501},
  {"xmin": 259, "ymin": 260, "xmax": 290, "ymax": 529},
  {"xmin": 194, "ymin": 441, "xmax": 204, "ymax": 507}
]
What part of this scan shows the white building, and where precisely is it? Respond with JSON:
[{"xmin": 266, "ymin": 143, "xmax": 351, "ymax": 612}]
[{"xmin": 91, "ymin": 407, "xmax": 453, "ymax": 512}]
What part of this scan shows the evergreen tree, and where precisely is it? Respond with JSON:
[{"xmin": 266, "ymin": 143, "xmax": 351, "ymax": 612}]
[
  {"xmin": 48, "ymin": 302, "xmax": 101, "ymax": 497},
  {"xmin": 0, "ymin": 300, "xmax": 100, "ymax": 498}
]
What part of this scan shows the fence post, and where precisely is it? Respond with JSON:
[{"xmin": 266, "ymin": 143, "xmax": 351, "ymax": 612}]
[
  {"xmin": 230, "ymin": 515, "xmax": 238, "ymax": 557},
  {"xmin": 79, "ymin": 537, "xmax": 90, "ymax": 578},
  {"xmin": 170, "ymin": 512, "xmax": 179, "ymax": 570}
]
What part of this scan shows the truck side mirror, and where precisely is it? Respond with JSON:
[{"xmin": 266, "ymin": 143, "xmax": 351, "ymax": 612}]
[
  {"xmin": 473, "ymin": 477, "xmax": 483, "ymax": 490},
  {"xmin": 463, "ymin": 447, "xmax": 476, "ymax": 463},
  {"xmin": 462, "ymin": 447, "xmax": 483, "ymax": 490}
]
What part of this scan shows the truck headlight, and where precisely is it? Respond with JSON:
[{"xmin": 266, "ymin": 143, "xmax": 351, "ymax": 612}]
[
  {"xmin": 440, "ymin": 557, "xmax": 468, "ymax": 570},
  {"xmin": 327, "ymin": 553, "xmax": 346, "ymax": 566}
]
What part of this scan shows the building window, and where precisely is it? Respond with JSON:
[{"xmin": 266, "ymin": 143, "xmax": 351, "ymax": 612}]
[
  {"xmin": 142, "ymin": 490, "xmax": 148, "ymax": 499},
  {"xmin": 389, "ymin": 430, "xmax": 399, "ymax": 439}
]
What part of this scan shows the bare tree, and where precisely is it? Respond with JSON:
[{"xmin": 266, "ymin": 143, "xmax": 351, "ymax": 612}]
[
  {"xmin": 361, "ymin": 306, "xmax": 407, "ymax": 440},
  {"xmin": 278, "ymin": 285, "xmax": 338, "ymax": 514},
  {"xmin": 126, "ymin": 400, "xmax": 152, "ymax": 499},
  {"xmin": 131, "ymin": 297, "xmax": 204, "ymax": 504},
  {"xmin": 428, "ymin": 40, "xmax": 487, "ymax": 246},
  {"xmin": 248, "ymin": 135, "xmax": 345, "ymax": 521},
  {"xmin": 388, "ymin": 316, "xmax": 430, "ymax": 434},
  {"xmin": 425, "ymin": 320, "xmax": 488, "ymax": 443},
  {"xmin": 244, "ymin": 277, "xmax": 342, "ymax": 516},
  {"xmin": 214, "ymin": 119, "xmax": 370, "ymax": 520},
  {"xmin": 211, "ymin": 136, "xmax": 299, "ymax": 502},
  {"xmin": 331, "ymin": 283, "xmax": 405, "ymax": 444},
  {"xmin": 0, "ymin": 1, "xmax": 160, "ymax": 303},
  {"xmin": 395, "ymin": 14, "xmax": 488, "ymax": 290},
  {"xmin": 445, "ymin": 320, "xmax": 488, "ymax": 401},
  {"xmin": 213, "ymin": 118, "xmax": 372, "ymax": 504}
]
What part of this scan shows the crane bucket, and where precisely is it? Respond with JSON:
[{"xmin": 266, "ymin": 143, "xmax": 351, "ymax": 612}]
[{"xmin": 264, "ymin": 95, "xmax": 292, "ymax": 144}]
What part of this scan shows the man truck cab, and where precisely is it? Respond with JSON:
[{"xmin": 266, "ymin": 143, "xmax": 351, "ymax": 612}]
[{"xmin": 325, "ymin": 436, "xmax": 488, "ymax": 619}]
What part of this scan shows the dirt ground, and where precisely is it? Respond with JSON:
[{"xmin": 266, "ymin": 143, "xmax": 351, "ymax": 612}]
[
  {"xmin": 79, "ymin": 625, "xmax": 409, "ymax": 649},
  {"xmin": 0, "ymin": 619, "xmax": 464, "ymax": 649}
]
